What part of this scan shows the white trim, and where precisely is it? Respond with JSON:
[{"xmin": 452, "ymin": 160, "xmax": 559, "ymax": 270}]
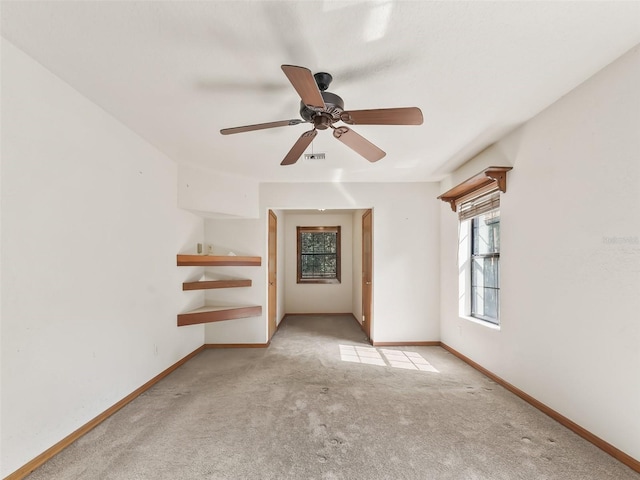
[
  {"xmin": 459, "ymin": 315, "xmax": 501, "ymax": 331},
  {"xmin": 457, "ymin": 219, "xmax": 471, "ymax": 318}
]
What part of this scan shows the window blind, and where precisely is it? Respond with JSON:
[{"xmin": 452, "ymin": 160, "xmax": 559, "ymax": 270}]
[{"xmin": 458, "ymin": 190, "xmax": 500, "ymax": 221}]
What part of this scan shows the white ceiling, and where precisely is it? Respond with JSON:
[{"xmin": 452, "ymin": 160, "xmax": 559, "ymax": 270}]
[{"xmin": 2, "ymin": 1, "xmax": 639, "ymax": 183}]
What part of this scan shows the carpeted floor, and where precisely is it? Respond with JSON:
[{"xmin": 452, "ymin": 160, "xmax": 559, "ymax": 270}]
[{"xmin": 26, "ymin": 314, "xmax": 639, "ymax": 479}]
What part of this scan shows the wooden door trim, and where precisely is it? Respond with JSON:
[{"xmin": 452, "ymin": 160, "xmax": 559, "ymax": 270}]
[
  {"xmin": 267, "ymin": 210, "xmax": 277, "ymax": 341},
  {"xmin": 362, "ymin": 209, "xmax": 373, "ymax": 341}
]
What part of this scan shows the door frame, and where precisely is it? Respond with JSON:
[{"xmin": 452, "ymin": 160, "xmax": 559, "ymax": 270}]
[
  {"xmin": 362, "ymin": 209, "xmax": 373, "ymax": 341},
  {"xmin": 268, "ymin": 210, "xmax": 277, "ymax": 340}
]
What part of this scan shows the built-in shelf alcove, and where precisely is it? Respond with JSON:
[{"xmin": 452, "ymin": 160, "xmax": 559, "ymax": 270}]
[{"xmin": 176, "ymin": 254, "xmax": 262, "ymax": 326}]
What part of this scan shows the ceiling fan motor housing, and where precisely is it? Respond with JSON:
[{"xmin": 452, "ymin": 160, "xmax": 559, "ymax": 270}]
[
  {"xmin": 300, "ymin": 91, "xmax": 345, "ymax": 123},
  {"xmin": 313, "ymin": 72, "xmax": 333, "ymax": 91}
]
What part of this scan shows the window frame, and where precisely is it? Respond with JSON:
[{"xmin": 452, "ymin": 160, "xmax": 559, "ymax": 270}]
[
  {"xmin": 469, "ymin": 209, "xmax": 500, "ymax": 324},
  {"xmin": 296, "ymin": 226, "xmax": 341, "ymax": 284}
]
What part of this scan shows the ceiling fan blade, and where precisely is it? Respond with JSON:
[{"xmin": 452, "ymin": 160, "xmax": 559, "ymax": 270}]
[
  {"xmin": 281, "ymin": 129, "xmax": 317, "ymax": 166},
  {"xmin": 220, "ymin": 119, "xmax": 304, "ymax": 135},
  {"xmin": 333, "ymin": 126, "xmax": 386, "ymax": 163},
  {"xmin": 341, "ymin": 107, "xmax": 423, "ymax": 125},
  {"xmin": 281, "ymin": 65, "xmax": 325, "ymax": 110}
]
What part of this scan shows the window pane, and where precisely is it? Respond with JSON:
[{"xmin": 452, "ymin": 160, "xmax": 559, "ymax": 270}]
[
  {"xmin": 320, "ymin": 254, "xmax": 329, "ymax": 276},
  {"xmin": 302, "ymin": 233, "xmax": 312, "ymax": 252},
  {"xmin": 471, "ymin": 257, "xmax": 499, "ymax": 289},
  {"xmin": 325, "ymin": 233, "xmax": 336, "ymax": 253},
  {"xmin": 472, "ymin": 211, "xmax": 500, "ymax": 255},
  {"xmin": 472, "ymin": 287, "xmax": 499, "ymax": 322},
  {"xmin": 300, "ymin": 253, "xmax": 337, "ymax": 279},
  {"xmin": 326, "ymin": 255, "xmax": 336, "ymax": 273},
  {"xmin": 312, "ymin": 234, "xmax": 322, "ymax": 252}
]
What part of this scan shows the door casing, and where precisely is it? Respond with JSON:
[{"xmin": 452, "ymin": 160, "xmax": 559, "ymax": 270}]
[
  {"xmin": 268, "ymin": 210, "xmax": 277, "ymax": 340},
  {"xmin": 362, "ymin": 209, "xmax": 373, "ymax": 341}
]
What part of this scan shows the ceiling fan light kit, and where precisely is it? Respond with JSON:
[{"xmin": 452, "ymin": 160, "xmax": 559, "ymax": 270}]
[{"xmin": 220, "ymin": 65, "xmax": 423, "ymax": 166}]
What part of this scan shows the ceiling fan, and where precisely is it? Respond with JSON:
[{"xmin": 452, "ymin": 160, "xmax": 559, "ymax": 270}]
[{"xmin": 220, "ymin": 65, "xmax": 423, "ymax": 166}]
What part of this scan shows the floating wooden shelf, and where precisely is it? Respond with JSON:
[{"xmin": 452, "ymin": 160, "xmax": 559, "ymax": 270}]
[
  {"xmin": 177, "ymin": 252, "xmax": 261, "ymax": 327},
  {"xmin": 178, "ymin": 305, "xmax": 262, "ymax": 327},
  {"xmin": 182, "ymin": 279, "xmax": 252, "ymax": 291},
  {"xmin": 438, "ymin": 166, "xmax": 513, "ymax": 212},
  {"xmin": 177, "ymin": 254, "xmax": 262, "ymax": 267}
]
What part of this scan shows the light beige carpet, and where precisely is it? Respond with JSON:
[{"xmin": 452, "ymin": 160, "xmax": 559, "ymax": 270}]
[{"xmin": 26, "ymin": 314, "xmax": 639, "ymax": 479}]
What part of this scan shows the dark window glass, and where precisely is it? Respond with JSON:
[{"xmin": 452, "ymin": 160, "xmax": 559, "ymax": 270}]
[{"xmin": 297, "ymin": 227, "xmax": 341, "ymax": 283}]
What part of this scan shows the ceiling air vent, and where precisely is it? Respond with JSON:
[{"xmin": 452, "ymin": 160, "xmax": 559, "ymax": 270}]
[{"xmin": 304, "ymin": 153, "xmax": 325, "ymax": 160}]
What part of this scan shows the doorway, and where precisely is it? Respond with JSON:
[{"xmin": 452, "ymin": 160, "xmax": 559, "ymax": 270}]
[{"xmin": 275, "ymin": 209, "xmax": 372, "ymax": 342}]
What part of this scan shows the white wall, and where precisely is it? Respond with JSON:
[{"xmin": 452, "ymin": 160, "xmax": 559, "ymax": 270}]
[
  {"xmin": 440, "ymin": 45, "xmax": 640, "ymax": 460},
  {"xmin": 283, "ymin": 212, "xmax": 354, "ymax": 314},
  {"xmin": 0, "ymin": 40, "xmax": 204, "ymax": 477},
  {"xmin": 263, "ymin": 183, "xmax": 440, "ymax": 343},
  {"xmin": 202, "ymin": 218, "xmax": 267, "ymax": 344},
  {"xmin": 178, "ymin": 164, "xmax": 259, "ymax": 219},
  {"xmin": 202, "ymin": 183, "xmax": 441, "ymax": 344}
]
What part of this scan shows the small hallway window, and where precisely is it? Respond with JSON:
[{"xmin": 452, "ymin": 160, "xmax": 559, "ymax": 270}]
[{"xmin": 297, "ymin": 226, "xmax": 341, "ymax": 284}]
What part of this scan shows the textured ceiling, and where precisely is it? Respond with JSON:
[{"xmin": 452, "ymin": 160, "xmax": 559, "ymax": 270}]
[{"xmin": 2, "ymin": 1, "xmax": 639, "ymax": 183}]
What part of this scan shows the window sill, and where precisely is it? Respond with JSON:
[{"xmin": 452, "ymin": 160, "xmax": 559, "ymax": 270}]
[
  {"xmin": 297, "ymin": 279, "xmax": 341, "ymax": 285},
  {"xmin": 460, "ymin": 315, "xmax": 501, "ymax": 331}
]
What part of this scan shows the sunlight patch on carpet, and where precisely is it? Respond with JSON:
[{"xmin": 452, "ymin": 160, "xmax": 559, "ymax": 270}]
[{"xmin": 339, "ymin": 345, "xmax": 439, "ymax": 372}]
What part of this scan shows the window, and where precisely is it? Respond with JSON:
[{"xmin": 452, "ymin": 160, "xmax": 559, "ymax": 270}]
[
  {"xmin": 438, "ymin": 166, "xmax": 510, "ymax": 327},
  {"xmin": 297, "ymin": 226, "xmax": 341, "ymax": 284},
  {"xmin": 470, "ymin": 209, "xmax": 500, "ymax": 323}
]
